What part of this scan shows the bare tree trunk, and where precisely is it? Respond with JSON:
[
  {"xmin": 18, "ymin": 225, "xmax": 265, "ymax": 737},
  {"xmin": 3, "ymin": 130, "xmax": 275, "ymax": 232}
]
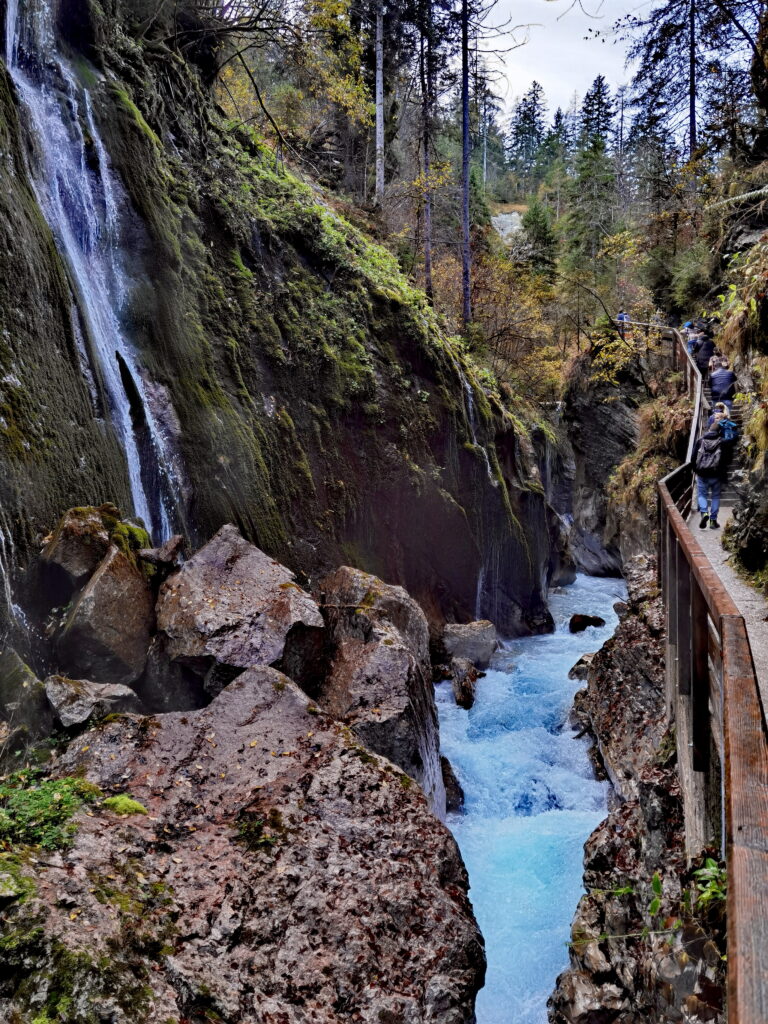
[
  {"xmin": 689, "ymin": 0, "xmax": 697, "ymax": 158},
  {"xmin": 461, "ymin": 0, "xmax": 472, "ymax": 329},
  {"xmin": 419, "ymin": 18, "xmax": 434, "ymax": 300},
  {"xmin": 375, "ymin": 2, "xmax": 385, "ymax": 207}
]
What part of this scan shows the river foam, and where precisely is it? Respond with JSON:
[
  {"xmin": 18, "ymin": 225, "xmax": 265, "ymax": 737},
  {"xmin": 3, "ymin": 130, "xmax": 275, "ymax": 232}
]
[{"xmin": 436, "ymin": 574, "xmax": 628, "ymax": 1023}]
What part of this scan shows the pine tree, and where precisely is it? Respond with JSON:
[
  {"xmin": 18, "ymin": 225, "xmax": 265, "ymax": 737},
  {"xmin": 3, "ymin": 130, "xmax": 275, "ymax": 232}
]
[
  {"xmin": 506, "ymin": 81, "xmax": 547, "ymax": 193},
  {"xmin": 521, "ymin": 198, "xmax": 557, "ymax": 277},
  {"xmin": 579, "ymin": 75, "xmax": 615, "ymax": 149}
]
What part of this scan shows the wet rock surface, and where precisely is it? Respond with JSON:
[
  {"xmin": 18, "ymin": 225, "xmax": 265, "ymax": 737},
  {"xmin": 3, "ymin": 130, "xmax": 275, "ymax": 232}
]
[
  {"xmin": 451, "ymin": 657, "xmax": 480, "ymax": 709},
  {"xmin": 0, "ymin": 669, "xmax": 485, "ymax": 1023},
  {"xmin": 568, "ymin": 613, "xmax": 606, "ymax": 634},
  {"xmin": 318, "ymin": 566, "xmax": 446, "ymax": 815},
  {"xmin": 550, "ymin": 556, "xmax": 725, "ymax": 1024},
  {"xmin": 155, "ymin": 525, "xmax": 325, "ymax": 696},
  {"xmin": 44, "ymin": 674, "xmax": 142, "ymax": 728}
]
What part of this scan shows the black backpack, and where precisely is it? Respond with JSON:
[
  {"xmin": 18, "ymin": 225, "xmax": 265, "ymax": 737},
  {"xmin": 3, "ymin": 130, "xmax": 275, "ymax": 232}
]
[{"xmin": 695, "ymin": 436, "xmax": 722, "ymax": 477}]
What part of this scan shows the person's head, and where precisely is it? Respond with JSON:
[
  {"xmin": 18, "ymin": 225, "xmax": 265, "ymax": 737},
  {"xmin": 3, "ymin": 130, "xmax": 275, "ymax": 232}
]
[
  {"xmin": 714, "ymin": 402, "xmax": 727, "ymax": 415},
  {"xmin": 720, "ymin": 358, "xmax": 729, "ymax": 369}
]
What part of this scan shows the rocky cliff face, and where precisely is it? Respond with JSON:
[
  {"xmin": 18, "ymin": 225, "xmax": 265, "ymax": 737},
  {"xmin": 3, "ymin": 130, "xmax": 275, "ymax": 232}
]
[
  {"xmin": 549, "ymin": 559, "xmax": 725, "ymax": 1024},
  {"xmin": 0, "ymin": 0, "xmax": 560, "ymax": 640},
  {"xmin": 560, "ymin": 354, "xmax": 647, "ymax": 576}
]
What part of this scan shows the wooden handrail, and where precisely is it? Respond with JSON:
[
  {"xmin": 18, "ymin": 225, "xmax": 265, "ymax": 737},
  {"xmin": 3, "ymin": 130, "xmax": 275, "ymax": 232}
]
[{"xmin": 657, "ymin": 328, "xmax": 768, "ymax": 1024}]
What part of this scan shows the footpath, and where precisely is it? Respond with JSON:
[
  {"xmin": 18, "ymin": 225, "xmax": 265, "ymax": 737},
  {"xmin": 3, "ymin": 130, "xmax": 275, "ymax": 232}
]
[{"xmin": 686, "ymin": 382, "xmax": 768, "ymax": 709}]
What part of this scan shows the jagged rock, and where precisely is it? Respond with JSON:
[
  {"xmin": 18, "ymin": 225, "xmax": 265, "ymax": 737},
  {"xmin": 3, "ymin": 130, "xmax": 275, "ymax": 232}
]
[
  {"xmin": 549, "ymin": 972, "xmax": 627, "ymax": 1022},
  {"xmin": 56, "ymin": 546, "xmax": 154, "ymax": 686},
  {"xmin": 39, "ymin": 506, "xmax": 111, "ymax": 597},
  {"xmin": 318, "ymin": 566, "xmax": 446, "ymax": 816},
  {"xmin": 138, "ymin": 534, "xmax": 186, "ymax": 567},
  {"xmin": 0, "ymin": 668, "xmax": 486, "ymax": 1022},
  {"xmin": 613, "ymin": 601, "xmax": 629, "ymax": 617},
  {"xmin": 44, "ymin": 675, "xmax": 142, "ymax": 729},
  {"xmin": 442, "ymin": 621, "xmax": 498, "ymax": 669},
  {"xmin": 441, "ymin": 755, "xmax": 465, "ymax": 813},
  {"xmin": 155, "ymin": 525, "xmax": 324, "ymax": 696},
  {"xmin": 0, "ymin": 647, "xmax": 54, "ymax": 749},
  {"xmin": 568, "ymin": 613, "xmax": 606, "ymax": 634},
  {"xmin": 569, "ymin": 655, "xmax": 598, "ymax": 679},
  {"xmin": 451, "ymin": 656, "xmax": 480, "ymax": 709},
  {"xmin": 568, "ymin": 653, "xmax": 596, "ymax": 680}
]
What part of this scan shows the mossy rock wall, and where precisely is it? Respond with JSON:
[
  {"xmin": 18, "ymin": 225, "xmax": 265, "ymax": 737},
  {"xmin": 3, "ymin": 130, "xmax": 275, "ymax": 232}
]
[
  {"xmin": 2, "ymin": 2, "xmax": 556, "ymax": 634},
  {"xmin": 0, "ymin": 63, "xmax": 130, "ymax": 634}
]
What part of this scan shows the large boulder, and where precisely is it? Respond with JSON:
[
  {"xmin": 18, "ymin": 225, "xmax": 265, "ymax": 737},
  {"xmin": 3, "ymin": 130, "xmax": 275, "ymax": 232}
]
[
  {"xmin": 39, "ymin": 506, "xmax": 111, "ymax": 595},
  {"xmin": 44, "ymin": 675, "xmax": 142, "ymax": 729},
  {"xmin": 442, "ymin": 620, "xmax": 498, "ymax": 669},
  {"xmin": 318, "ymin": 566, "xmax": 446, "ymax": 816},
  {"xmin": 155, "ymin": 525, "xmax": 325, "ymax": 696},
  {"xmin": 0, "ymin": 669, "xmax": 486, "ymax": 1023},
  {"xmin": 56, "ymin": 546, "xmax": 154, "ymax": 686}
]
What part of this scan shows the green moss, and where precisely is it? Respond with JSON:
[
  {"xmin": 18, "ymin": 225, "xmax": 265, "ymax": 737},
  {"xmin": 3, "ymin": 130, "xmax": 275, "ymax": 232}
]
[
  {"xmin": 102, "ymin": 795, "xmax": 148, "ymax": 816},
  {"xmin": 109, "ymin": 85, "xmax": 162, "ymax": 147},
  {"xmin": 0, "ymin": 770, "xmax": 102, "ymax": 850}
]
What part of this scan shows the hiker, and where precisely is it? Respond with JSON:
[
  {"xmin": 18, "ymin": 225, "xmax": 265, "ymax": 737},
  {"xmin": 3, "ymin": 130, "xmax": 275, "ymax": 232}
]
[
  {"xmin": 708, "ymin": 402, "xmax": 739, "ymax": 471},
  {"xmin": 710, "ymin": 357, "xmax": 737, "ymax": 410},
  {"xmin": 693, "ymin": 422, "xmax": 725, "ymax": 529},
  {"xmin": 683, "ymin": 321, "xmax": 695, "ymax": 352},
  {"xmin": 692, "ymin": 333, "xmax": 715, "ymax": 379},
  {"xmin": 616, "ymin": 309, "xmax": 629, "ymax": 340}
]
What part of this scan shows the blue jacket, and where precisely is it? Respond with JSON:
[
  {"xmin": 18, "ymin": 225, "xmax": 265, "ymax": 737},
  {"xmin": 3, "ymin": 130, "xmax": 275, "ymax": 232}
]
[{"xmin": 710, "ymin": 367, "xmax": 736, "ymax": 400}]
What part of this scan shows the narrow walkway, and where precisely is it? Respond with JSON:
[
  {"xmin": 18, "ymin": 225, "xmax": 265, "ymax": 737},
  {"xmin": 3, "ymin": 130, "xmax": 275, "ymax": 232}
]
[{"xmin": 688, "ymin": 490, "xmax": 768, "ymax": 711}]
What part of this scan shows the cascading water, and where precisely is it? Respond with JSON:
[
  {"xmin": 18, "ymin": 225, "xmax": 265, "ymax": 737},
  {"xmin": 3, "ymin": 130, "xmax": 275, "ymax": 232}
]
[
  {"xmin": 437, "ymin": 574, "xmax": 627, "ymax": 1023},
  {"xmin": 462, "ymin": 372, "xmax": 499, "ymax": 489},
  {"xmin": 5, "ymin": 0, "xmax": 183, "ymax": 541}
]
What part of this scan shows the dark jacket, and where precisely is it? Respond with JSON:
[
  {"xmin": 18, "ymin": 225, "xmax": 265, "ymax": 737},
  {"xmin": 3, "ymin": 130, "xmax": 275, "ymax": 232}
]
[
  {"xmin": 710, "ymin": 367, "xmax": 736, "ymax": 400},
  {"xmin": 693, "ymin": 338, "xmax": 715, "ymax": 370},
  {"xmin": 692, "ymin": 427, "xmax": 726, "ymax": 479}
]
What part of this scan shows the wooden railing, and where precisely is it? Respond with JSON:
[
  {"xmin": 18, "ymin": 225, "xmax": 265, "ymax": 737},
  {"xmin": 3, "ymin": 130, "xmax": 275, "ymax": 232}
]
[{"xmin": 656, "ymin": 328, "xmax": 768, "ymax": 1023}]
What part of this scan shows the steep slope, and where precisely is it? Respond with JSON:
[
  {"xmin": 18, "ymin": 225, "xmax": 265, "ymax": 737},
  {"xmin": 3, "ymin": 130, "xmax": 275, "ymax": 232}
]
[{"xmin": 0, "ymin": 0, "xmax": 562, "ymax": 638}]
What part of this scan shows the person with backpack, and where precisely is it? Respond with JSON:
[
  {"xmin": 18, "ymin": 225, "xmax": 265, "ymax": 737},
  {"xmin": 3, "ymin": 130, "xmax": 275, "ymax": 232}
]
[
  {"xmin": 710, "ymin": 358, "xmax": 737, "ymax": 410},
  {"xmin": 693, "ymin": 422, "xmax": 725, "ymax": 529},
  {"xmin": 708, "ymin": 403, "xmax": 739, "ymax": 473},
  {"xmin": 692, "ymin": 333, "xmax": 716, "ymax": 380},
  {"xmin": 616, "ymin": 309, "xmax": 630, "ymax": 340}
]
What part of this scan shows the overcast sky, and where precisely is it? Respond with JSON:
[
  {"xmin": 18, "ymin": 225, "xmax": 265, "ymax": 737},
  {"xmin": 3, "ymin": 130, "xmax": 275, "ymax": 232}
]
[{"xmin": 489, "ymin": 0, "xmax": 647, "ymax": 119}]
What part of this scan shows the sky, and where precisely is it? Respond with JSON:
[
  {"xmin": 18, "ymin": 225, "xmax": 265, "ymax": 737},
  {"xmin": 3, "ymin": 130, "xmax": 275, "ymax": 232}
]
[{"xmin": 490, "ymin": 0, "xmax": 647, "ymax": 119}]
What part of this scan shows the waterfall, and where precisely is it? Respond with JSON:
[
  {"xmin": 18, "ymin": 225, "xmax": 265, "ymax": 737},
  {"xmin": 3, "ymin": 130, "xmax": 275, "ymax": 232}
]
[
  {"xmin": 461, "ymin": 373, "xmax": 499, "ymax": 488},
  {"xmin": 5, "ymin": 0, "xmax": 184, "ymax": 542},
  {"xmin": 0, "ymin": 524, "xmax": 28, "ymax": 633}
]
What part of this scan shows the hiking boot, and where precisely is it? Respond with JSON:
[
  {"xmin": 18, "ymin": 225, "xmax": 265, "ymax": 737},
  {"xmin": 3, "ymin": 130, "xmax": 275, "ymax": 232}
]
[
  {"xmin": 699, "ymin": 513, "xmax": 709, "ymax": 529},
  {"xmin": 710, "ymin": 519, "xmax": 720, "ymax": 529}
]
